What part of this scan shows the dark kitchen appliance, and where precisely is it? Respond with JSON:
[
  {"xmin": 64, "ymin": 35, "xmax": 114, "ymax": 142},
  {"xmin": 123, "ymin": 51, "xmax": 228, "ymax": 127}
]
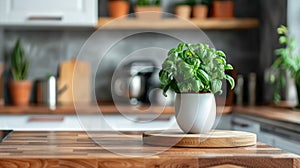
[
  {"xmin": 0, "ymin": 130, "xmax": 13, "ymax": 143},
  {"xmin": 112, "ymin": 60, "xmax": 160, "ymax": 105}
]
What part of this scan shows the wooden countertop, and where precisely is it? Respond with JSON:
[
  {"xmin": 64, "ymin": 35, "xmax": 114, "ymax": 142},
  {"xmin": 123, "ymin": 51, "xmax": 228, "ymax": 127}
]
[
  {"xmin": 233, "ymin": 106, "xmax": 300, "ymax": 125},
  {"xmin": 0, "ymin": 131, "xmax": 299, "ymax": 168}
]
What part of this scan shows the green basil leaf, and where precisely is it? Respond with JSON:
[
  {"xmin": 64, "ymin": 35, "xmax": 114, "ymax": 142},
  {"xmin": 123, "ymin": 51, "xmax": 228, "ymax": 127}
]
[
  {"xmin": 225, "ymin": 74, "xmax": 235, "ymax": 90},
  {"xmin": 216, "ymin": 50, "xmax": 226, "ymax": 58},
  {"xmin": 216, "ymin": 57, "xmax": 226, "ymax": 65},
  {"xmin": 159, "ymin": 70, "xmax": 172, "ymax": 86},
  {"xmin": 183, "ymin": 68, "xmax": 194, "ymax": 80},
  {"xmin": 162, "ymin": 85, "xmax": 169, "ymax": 97},
  {"xmin": 211, "ymin": 79, "xmax": 222, "ymax": 94},
  {"xmin": 197, "ymin": 69, "xmax": 210, "ymax": 85},
  {"xmin": 225, "ymin": 64, "xmax": 233, "ymax": 70},
  {"xmin": 162, "ymin": 60, "xmax": 174, "ymax": 69},
  {"xmin": 168, "ymin": 48, "xmax": 177, "ymax": 56}
]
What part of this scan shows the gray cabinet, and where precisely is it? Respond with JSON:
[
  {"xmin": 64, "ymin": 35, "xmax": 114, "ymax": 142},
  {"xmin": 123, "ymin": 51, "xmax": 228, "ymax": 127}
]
[
  {"xmin": 232, "ymin": 114, "xmax": 300, "ymax": 155},
  {"xmin": 275, "ymin": 137, "xmax": 300, "ymax": 154},
  {"xmin": 215, "ymin": 114, "xmax": 233, "ymax": 130}
]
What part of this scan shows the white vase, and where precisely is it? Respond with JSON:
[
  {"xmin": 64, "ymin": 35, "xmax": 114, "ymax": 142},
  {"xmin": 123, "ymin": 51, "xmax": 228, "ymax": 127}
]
[{"xmin": 175, "ymin": 93, "xmax": 216, "ymax": 134}]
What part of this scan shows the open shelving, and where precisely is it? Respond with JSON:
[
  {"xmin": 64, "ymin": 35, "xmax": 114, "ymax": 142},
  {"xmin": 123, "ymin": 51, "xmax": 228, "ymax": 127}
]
[{"xmin": 96, "ymin": 17, "xmax": 259, "ymax": 30}]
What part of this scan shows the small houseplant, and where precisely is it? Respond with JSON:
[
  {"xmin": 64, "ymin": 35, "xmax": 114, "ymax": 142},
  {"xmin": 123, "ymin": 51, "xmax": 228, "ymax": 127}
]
[
  {"xmin": 9, "ymin": 39, "xmax": 32, "ymax": 106},
  {"xmin": 174, "ymin": 0, "xmax": 194, "ymax": 19},
  {"xmin": 159, "ymin": 42, "xmax": 235, "ymax": 133},
  {"xmin": 135, "ymin": 0, "xmax": 161, "ymax": 19},
  {"xmin": 108, "ymin": 0, "xmax": 130, "ymax": 18},
  {"xmin": 269, "ymin": 25, "xmax": 300, "ymax": 108},
  {"xmin": 192, "ymin": 0, "xmax": 211, "ymax": 19}
]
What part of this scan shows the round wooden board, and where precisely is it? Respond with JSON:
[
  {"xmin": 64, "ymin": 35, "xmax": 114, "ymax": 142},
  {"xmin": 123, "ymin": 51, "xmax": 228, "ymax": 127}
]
[{"xmin": 143, "ymin": 130, "xmax": 257, "ymax": 148}]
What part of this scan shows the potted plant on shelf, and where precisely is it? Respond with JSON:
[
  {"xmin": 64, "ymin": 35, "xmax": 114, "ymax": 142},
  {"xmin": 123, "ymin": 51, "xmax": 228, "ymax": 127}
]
[
  {"xmin": 159, "ymin": 42, "xmax": 235, "ymax": 133},
  {"xmin": 108, "ymin": 0, "xmax": 130, "ymax": 18},
  {"xmin": 269, "ymin": 25, "xmax": 300, "ymax": 109},
  {"xmin": 211, "ymin": 0, "xmax": 234, "ymax": 18},
  {"xmin": 174, "ymin": 0, "xmax": 194, "ymax": 19},
  {"xmin": 192, "ymin": 0, "xmax": 211, "ymax": 19},
  {"xmin": 135, "ymin": 0, "xmax": 161, "ymax": 19},
  {"xmin": 9, "ymin": 39, "xmax": 32, "ymax": 106}
]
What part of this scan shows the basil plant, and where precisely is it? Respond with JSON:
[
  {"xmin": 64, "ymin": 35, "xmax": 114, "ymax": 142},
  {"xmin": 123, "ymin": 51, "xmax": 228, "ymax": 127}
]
[{"xmin": 159, "ymin": 42, "xmax": 235, "ymax": 96}]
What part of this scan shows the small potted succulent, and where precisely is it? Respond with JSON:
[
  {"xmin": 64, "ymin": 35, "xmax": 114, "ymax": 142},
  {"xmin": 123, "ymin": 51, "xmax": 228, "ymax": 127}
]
[
  {"xmin": 269, "ymin": 25, "xmax": 300, "ymax": 108},
  {"xmin": 135, "ymin": 0, "xmax": 161, "ymax": 19},
  {"xmin": 159, "ymin": 42, "xmax": 235, "ymax": 133},
  {"xmin": 9, "ymin": 39, "xmax": 32, "ymax": 106}
]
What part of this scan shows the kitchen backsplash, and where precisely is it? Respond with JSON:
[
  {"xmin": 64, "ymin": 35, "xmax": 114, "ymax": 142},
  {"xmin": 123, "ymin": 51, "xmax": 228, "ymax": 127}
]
[{"xmin": 0, "ymin": 0, "xmax": 287, "ymax": 104}]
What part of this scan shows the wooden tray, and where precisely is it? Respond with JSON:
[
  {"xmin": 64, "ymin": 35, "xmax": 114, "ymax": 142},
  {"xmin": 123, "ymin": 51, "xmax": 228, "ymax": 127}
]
[{"xmin": 143, "ymin": 130, "xmax": 256, "ymax": 148}]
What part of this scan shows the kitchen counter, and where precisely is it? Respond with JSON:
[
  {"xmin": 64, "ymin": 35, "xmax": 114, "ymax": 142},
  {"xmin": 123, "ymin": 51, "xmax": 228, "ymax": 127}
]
[
  {"xmin": 233, "ymin": 106, "xmax": 300, "ymax": 126},
  {"xmin": 0, "ymin": 131, "xmax": 299, "ymax": 168}
]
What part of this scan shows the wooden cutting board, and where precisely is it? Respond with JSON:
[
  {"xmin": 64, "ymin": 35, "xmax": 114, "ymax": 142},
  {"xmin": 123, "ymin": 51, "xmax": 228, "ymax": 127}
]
[
  {"xmin": 57, "ymin": 59, "xmax": 91, "ymax": 104},
  {"xmin": 143, "ymin": 130, "xmax": 256, "ymax": 147}
]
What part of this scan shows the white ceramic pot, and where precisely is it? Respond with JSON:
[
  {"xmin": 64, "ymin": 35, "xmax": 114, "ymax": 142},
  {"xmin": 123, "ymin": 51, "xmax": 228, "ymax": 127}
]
[{"xmin": 175, "ymin": 93, "xmax": 216, "ymax": 134}]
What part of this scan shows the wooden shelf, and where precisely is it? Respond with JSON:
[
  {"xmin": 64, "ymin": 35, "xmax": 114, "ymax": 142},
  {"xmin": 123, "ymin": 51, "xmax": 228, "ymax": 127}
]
[
  {"xmin": 96, "ymin": 17, "xmax": 259, "ymax": 30},
  {"xmin": 0, "ymin": 104, "xmax": 174, "ymax": 115},
  {"xmin": 0, "ymin": 103, "xmax": 231, "ymax": 115}
]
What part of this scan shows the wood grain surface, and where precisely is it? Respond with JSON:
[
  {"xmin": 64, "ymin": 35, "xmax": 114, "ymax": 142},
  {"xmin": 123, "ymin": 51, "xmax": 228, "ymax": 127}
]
[
  {"xmin": 97, "ymin": 17, "xmax": 259, "ymax": 30},
  {"xmin": 143, "ymin": 130, "xmax": 256, "ymax": 147},
  {"xmin": 233, "ymin": 106, "xmax": 300, "ymax": 125},
  {"xmin": 0, "ymin": 131, "xmax": 299, "ymax": 168}
]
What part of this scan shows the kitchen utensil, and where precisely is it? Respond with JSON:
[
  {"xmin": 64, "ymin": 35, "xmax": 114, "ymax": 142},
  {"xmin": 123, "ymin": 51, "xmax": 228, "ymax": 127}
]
[
  {"xmin": 235, "ymin": 74, "xmax": 244, "ymax": 106},
  {"xmin": 36, "ymin": 75, "xmax": 57, "ymax": 109},
  {"xmin": 112, "ymin": 60, "xmax": 155, "ymax": 105},
  {"xmin": 57, "ymin": 59, "xmax": 91, "ymax": 104},
  {"xmin": 248, "ymin": 73, "xmax": 256, "ymax": 106}
]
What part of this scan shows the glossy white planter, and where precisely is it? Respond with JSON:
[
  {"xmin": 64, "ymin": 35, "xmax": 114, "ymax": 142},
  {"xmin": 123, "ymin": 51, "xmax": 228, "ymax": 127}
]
[{"xmin": 175, "ymin": 93, "xmax": 216, "ymax": 134}]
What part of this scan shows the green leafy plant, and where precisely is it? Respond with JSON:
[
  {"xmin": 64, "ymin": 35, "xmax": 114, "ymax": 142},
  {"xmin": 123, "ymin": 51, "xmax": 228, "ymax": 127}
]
[
  {"xmin": 137, "ymin": 0, "xmax": 160, "ymax": 6},
  {"xmin": 176, "ymin": 0, "xmax": 195, "ymax": 6},
  {"xmin": 159, "ymin": 42, "xmax": 235, "ymax": 96},
  {"xmin": 200, "ymin": 0, "xmax": 212, "ymax": 6},
  {"xmin": 176, "ymin": 0, "xmax": 211, "ymax": 6},
  {"xmin": 10, "ymin": 39, "xmax": 29, "ymax": 81},
  {"xmin": 269, "ymin": 25, "xmax": 300, "ymax": 103}
]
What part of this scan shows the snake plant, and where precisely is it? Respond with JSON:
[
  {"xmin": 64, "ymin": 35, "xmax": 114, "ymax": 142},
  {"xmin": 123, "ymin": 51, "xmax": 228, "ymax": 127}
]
[{"xmin": 10, "ymin": 39, "xmax": 29, "ymax": 81}]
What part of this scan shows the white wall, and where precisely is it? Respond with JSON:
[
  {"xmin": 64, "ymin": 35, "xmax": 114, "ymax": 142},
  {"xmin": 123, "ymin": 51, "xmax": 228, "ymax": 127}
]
[
  {"xmin": 288, "ymin": 0, "xmax": 300, "ymax": 49},
  {"xmin": 286, "ymin": 0, "xmax": 300, "ymax": 103}
]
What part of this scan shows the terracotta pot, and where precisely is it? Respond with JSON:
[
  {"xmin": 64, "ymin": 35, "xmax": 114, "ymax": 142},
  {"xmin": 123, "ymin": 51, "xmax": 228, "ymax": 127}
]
[
  {"xmin": 212, "ymin": 0, "xmax": 234, "ymax": 18},
  {"xmin": 175, "ymin": 5, "xmax": 192, "ymax": 19},
  {"xmin": 9, "ymin": 80, "xmax": 32, "ymax": 106},
  {"xmin": 108, "ymin": 1, "xmax": 129, "ymax": 18},
  {"xmin": 192, "ymin": 5, "xmax": 208, "ymax": 19},
  {"xmin": 135, "ymin": 6, "xmax": 162, "ymax": 19},
  {"xmin": 175, "ymin": 93, "xmax": 216, "ymax": 134}
]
